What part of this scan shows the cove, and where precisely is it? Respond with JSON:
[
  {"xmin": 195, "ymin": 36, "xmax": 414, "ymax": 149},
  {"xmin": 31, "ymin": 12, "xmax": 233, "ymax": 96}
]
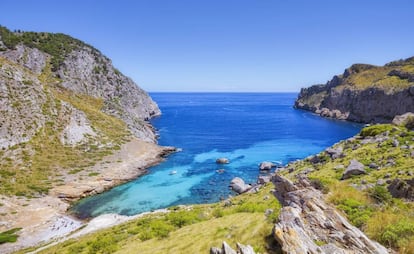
[{"xmin": 71, "ymin": 93, "xmax": 362, "ymax": 218}]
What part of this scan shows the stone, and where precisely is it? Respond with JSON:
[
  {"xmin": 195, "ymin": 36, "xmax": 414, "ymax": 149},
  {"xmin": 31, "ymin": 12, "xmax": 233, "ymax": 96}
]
[
  {"xmin": 210, "ymin": 247, "xmax": 222, "ymax": 254},
  {"xmin": 210, "ymin": 242, "xmax": 256, "ymax": 254},
  {"xmin": 341, "ymin": 159, "xmax": 366, "ymax": 180},
  {"xmin": 384, "ymin": 173, "xmax": 391, "ymax": 178},
  {"xmin": 230, "ymin": 177, "xmax": 251, "ymax": 194},
  {"xmin": 265, "ymin": 208, "xmax": 274, "ymax": 217},
  {"xmin": 398, "ymin": 170, "xmax": 405, "ymax": 175},
  {"xmin": 259, "ymin": 161, "xmax": 276, "ymax": 171},
  {"xmin": 257, "ymin": 175, "xmax": 271, "ymax": 184},
  {"xmin": 377, "ymin": 179, "xmax": 385, "ymax": 186},
  {"xmin": 392, "ymin": 139, "xmax": 399, "ymax": 147},
  {"xmin": 392, "ymin": 112, "xmax": 414, "ymax": 129},
  {"xmin": 326, "ymin": 146, "xmax": 344, "ymax": 159},
  {"xmin": 236, "ymin": 243, "xmax": 256, "ymax": 254},
  {"xmin": 272, "ymin": 174, "xmax": 388, "ymax": 254},
  {"xmin": 368, "ymin": 162, "xmax": 378, "ymax": 169},
  {"xmin": 216, "ymin": 158, "xmax": 230, "ymax": 164},
  {"xmin": 388, "ymin": 178, "xmax": 414, "ymax": 201}
]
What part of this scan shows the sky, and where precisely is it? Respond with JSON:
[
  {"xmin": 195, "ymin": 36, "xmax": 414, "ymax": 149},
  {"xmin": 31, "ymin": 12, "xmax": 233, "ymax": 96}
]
[{"xmin": 1, "ymin": 0, "xmax": 414, "ymax": 92}]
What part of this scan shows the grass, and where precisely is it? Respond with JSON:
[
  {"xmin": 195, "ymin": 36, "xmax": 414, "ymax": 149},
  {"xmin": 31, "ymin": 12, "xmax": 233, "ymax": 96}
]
[
  {"xmin": 0, "ymin": 60, "xmax": 131, "ymax": 197},
  {"xmin": 0, "ymin": 228, "xmax": 22, "ymax": 244},
  {"xmin": 282, "ymin": 124, "xmax": 414, "ymax": 252},
  {"xmin": 30, "ymin": 183, "xmax": 280, "ymax": 254}
]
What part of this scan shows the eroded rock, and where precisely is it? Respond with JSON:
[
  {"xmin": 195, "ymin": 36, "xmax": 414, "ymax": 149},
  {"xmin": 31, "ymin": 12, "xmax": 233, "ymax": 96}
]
[{"xmin": 341, "ymin": 159, "xmax": 366, "ymax": 180}]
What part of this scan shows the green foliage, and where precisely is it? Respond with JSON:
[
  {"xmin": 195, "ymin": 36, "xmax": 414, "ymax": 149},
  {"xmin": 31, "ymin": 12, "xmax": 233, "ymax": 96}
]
[
  {"xmin": 336, "ymin": 198, "xmax": 373, "ymax": 228},
  {"xmin": 360, "ymin": 124, "xmax": 394, "ymax": 137},
  {"xmin": 0, "ymin": 25, "xmax": 97, "ymax": 71},
  {"xmin": 0, "ymin": 228, "xmax": 21, "ymax": 244},
  {"xmin": 368, "ymin": 185, "xmax": 393, "ymax": 204}
]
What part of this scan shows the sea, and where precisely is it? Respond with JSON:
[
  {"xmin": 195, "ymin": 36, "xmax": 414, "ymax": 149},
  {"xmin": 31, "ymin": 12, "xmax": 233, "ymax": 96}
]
[{"xmin": 71, "ymin": 93, "xmax": 362, "ymax": 218}]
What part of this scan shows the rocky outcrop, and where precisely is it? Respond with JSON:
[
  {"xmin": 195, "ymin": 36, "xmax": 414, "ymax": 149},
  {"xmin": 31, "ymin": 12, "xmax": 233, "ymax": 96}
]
[
  {"xmin": 0, "ymin": 26, "xmax": 159, "ymax": 144},
  {"xmin": 259, "ymin": 161, "xmax": 276, "ymax": 171},
  {"xmin": 388, "ymin": 178, "xmax": 414, "ymax": 201},
  {"xmin": 295, "ymin": 57, "xmax": 414, "ymax": 123},
  {"xmin": 272, "ymin": 174, "xmax": 388, "ymax": 254},
  {"xmin": 341, "ymin": 159, "xmax": 366, "ymax": 180},
  {"xmin": 210, "ymin": 242, "xmax": 256, "ymax": 254},
  {"xmin": 392, "ymin": 112, "xmax": 414, "ymax": 129}
]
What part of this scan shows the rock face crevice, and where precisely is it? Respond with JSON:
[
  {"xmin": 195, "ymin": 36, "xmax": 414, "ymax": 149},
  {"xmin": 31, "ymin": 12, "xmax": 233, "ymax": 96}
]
[
  {"xmin": 272, "ymin": 174, "xmax": 388, "ymax": 254},
  {"xmin": 295, "ymin": 58, "xmax": 414, "ymax": 123}
]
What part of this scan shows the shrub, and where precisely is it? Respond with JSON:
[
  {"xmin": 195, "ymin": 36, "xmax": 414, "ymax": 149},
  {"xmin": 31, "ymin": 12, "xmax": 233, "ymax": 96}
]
[
  {"xmin": 336, "ymin": 198, "xmax": 373, "ymax": 228},
  {"xmin": 360, "ymin": 124, "xmax": 394, "ymax": 137},
  {"xmin": 368, "ymin": 186, "xmax": 392, "ymax": 204},
  {"xmin": 0, "ymin": 228, "xmax": 21, "ymax": 244}
]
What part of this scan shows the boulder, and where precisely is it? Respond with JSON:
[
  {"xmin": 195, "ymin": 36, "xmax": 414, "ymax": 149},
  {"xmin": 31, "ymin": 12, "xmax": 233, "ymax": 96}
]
[
  {"xmin": 257, "ymin": 175, "xmax": 271, "ymax": 184},
  {"xmin": 259, "ymin": 161, "xmax": 276, "ymax": 171},
  {"xmin": 216, "ymin": 158, "xmax": 230, "ymax": 164},
  {"xmin": 230, "ymin": 177, "xmax": 251, "ymax": 194},
  {"xmin": 325, "ymin": 146, "xmax": 344, "ymax": 159},
  {"xmin": 392, "ymin": 112, "xmax": 414, "ymax": 129},
  {"xmin": 387, "ymin": 178, "xmax": 414, "ymax": 201},
  {"xmin": 341, "ymin": 159, "xmax": 366, "ymax": 180}
]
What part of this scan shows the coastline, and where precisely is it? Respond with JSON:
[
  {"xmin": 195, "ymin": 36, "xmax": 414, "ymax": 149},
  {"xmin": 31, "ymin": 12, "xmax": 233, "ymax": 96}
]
[{"xmin": 0, "ymin": 138, "xmax": 176, "ymax": 254}]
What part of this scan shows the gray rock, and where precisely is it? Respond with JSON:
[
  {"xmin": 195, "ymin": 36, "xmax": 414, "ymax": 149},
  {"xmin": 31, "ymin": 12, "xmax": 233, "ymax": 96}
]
[
  {"xmin": 230, "ymin": 177, "xmax": 251, "ymax": 194},
  {"xmin": 216, "ymin": 158, "xmax": 230, "ymax": 164},
  {"xmin": 368, "ymin": 162, "xmax": 378, "ymax": 169},
  {"xmin": 376, "ymin": 179, "xmax": 385, "ymax": 186},
  {"xmin": 392, "ymin": 139, "xmax": 400, "ymax": 147},
  {"xmin": 257, "ymin": 175, "xmax": 271, "ymax": 184},
  {"xmin": 272, "ymin": 174, "xmax": 388, "ymax": 254},
  {"xmin": 326, "ymin": 146, "xmax": 344, "ymax": 159},
  {"xmin": 222, "ymin": 241, "xmax": 237, "ymax": 254},
  {"xmin": 341, "ymin": 159, "xmax": 366, "ymax": 180},
  {"xmin": 259, "ymin": 161, "xmax": 275, "ymax": 171},
  {"xmin": 384, "ymin": 173, "xmax": 391, "ymax": 179},
  {"xmin": 236, "ymin": 243, "xmax": 256, "ymax": 254},
  {"xmin": 392, "ymin": 112, "xmax": 414, "ymax": 129},
  {"xmin": 265, "ymin": 208, "xmax": 274, "ymax": 217},
  {"xmin": 388, "ymin": 178, "xmax": 414, "ymax": 201},
  {"xmin": 334, "ymin": 164, "xmax": 345, "ymax": 170},
  {"xmin": 398, "ymin": 170, "xmax": 405, "ymax": 175},
  {"xmin": 210, "ymin": 247, "xmax": 222, "ymax": 254}
]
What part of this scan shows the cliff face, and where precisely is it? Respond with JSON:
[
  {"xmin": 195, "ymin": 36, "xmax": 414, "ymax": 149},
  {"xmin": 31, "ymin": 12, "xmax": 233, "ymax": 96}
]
[
  {"xmin": 0, "ymin": 26, "xmax": 159, "ymax": 146},
  {"xmin": 0, "ymin": 26, "xmax": 161, "ymax": 197},
  {"xmin": 295, "ymin": 58, "xmax": 414, "ymax": 123}
]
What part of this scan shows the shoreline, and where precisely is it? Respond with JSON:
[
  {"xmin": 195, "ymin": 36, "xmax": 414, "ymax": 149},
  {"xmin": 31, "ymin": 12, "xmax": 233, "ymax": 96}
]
[{"xmin": 0, "ymin": 138, "xmax": 176, "ymax": 254}]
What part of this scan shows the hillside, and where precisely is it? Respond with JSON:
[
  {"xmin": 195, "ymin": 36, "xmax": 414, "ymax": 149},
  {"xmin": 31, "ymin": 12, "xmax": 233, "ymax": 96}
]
[
  {"xmin": 0, "ymin": 26, "xmax": 173, "ymax": 253},
  {"xmin": 295, "ymin": 57, "xmax": 414, "ymax": 123}
]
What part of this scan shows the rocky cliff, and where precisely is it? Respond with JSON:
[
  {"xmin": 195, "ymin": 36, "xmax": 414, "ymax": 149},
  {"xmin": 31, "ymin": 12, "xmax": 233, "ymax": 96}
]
[
  {"xmin": 0, "ymin": 26, "xmax": 161, "ymax": 197},
  {"xmin": 295, "ymin": 58, "xmax": 414, "ymax": 123}
]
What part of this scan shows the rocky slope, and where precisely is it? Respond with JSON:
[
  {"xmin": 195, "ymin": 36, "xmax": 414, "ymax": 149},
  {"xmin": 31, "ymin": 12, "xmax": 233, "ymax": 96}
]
[{"xmin": 295, "ymin": 57, "xmax": 414, "ymax": 123}]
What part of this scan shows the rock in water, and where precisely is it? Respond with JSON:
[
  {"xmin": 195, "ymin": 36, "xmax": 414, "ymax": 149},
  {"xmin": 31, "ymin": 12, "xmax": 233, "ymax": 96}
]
[
  {"xmin": 259, "ymin": 161, "xmax": 276, "ymax": 171},
  {"xmin": 341, "ymin": 159, "xmax": 366, "ymax": 180},
  {"xmin": 216, "ymin": 158, "xmax": 230, "ymax": 164},
  {"xmin": 230, "ymin": 177, "xmax": 251, "ymax": 194},
  {"xmin": 272, "ymin": 174, "xmax": 388, "ymax": 254}
]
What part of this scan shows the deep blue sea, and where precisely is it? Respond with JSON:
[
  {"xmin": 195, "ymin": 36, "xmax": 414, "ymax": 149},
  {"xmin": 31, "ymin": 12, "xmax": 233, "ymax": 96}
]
[{"xmin": 72, "ymin": 93, "xmax": 362, "ymax": 218}]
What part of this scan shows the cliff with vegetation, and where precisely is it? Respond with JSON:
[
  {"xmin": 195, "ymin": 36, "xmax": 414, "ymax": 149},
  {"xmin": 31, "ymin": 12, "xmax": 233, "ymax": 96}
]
[
  {"xmin": 0, "ymin": 26, "xmax": 174, "ymax": 253},
  {"xmin": 295, "ymin": 58, "xmax": 414, "ymax": 123}
]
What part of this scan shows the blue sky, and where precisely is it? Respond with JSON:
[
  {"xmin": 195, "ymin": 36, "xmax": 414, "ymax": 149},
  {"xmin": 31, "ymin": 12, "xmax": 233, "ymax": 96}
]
[{"xmin": 1, "ymin": 0, "xmax": 414, "ymax": 92}]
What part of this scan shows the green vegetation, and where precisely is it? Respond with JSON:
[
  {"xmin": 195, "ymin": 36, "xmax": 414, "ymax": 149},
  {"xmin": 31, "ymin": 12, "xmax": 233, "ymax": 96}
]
[
  {"xmin": 0, "ymin": 61, "xmax": 131, "ymax": 196},
  {"xmin": 0, "ymin": 26, "xmax": 97, "ymax": 71},
  {"xmin": 27, "ymin": 183, "xmax": 280, "ymax": 254},
  {"xmin": 285, "ymin": 124, "xmax": 414, "ymax": 252},
  {"xmin": 0, "ymin": 228, "xmax": 21, "ymax": 244}
]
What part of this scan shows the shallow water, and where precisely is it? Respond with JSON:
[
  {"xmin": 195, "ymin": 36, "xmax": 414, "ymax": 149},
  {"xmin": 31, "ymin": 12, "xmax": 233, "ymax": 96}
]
[{"xmin": 72, "ymin": 93, "xmax": 362, "ymax": 218}]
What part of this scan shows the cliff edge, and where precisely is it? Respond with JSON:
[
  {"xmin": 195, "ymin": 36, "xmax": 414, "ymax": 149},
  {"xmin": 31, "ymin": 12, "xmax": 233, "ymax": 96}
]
[{"xmin": 295, "ymin": 58, "xmax": 414, "ymax": 123}]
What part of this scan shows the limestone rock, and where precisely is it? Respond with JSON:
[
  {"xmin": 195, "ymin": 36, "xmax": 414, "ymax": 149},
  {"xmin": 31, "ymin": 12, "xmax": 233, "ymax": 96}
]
[
  {"xmin": 272, "ymin": 174, "xmax": 388, "ymax": 254},
  {"xmin": 259, "ymin": 161, "xmax": 276, "ymax": 171},
  {"xmin": 392, "ymin": 112, "xmax": 414, "ymax": 129},
  {"xmin": 210, "ymin": 242, "xmax": 256, "ymax": 254},
  {"xmin": 341, "ymin": 159, "xmax": 366, "ymax": 180},
  {"xmin": 230, "ymin": 177, "xmax": 251, "ymax": 194}
]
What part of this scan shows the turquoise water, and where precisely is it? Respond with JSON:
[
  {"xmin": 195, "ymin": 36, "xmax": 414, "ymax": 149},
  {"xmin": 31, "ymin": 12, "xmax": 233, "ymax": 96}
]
[{"xmin": 72, "ymin": 93, "xmax": 362, "ymax": 218}]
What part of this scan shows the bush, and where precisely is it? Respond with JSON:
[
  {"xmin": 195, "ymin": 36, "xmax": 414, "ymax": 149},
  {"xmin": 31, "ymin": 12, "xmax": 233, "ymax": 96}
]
[
  {"xmin": 368, "ymin": 186, "xmax": 393, "ymax": 204},
  {"xmin": 0, "ymin": 228, "xmax": 21, "ymax": 244},
  {"xmin": 360, "ymin": 124, "xmax": 394, "ymax": 137},
  {"xmin": 336, "ymin": 198, "xmax": 373, "ymax": 228}
]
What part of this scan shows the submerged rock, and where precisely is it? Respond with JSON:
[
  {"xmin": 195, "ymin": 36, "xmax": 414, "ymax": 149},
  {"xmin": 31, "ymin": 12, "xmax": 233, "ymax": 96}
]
[{"xmin": 216, "ymin": 158, "xmax": 230, "ymax": 164}]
